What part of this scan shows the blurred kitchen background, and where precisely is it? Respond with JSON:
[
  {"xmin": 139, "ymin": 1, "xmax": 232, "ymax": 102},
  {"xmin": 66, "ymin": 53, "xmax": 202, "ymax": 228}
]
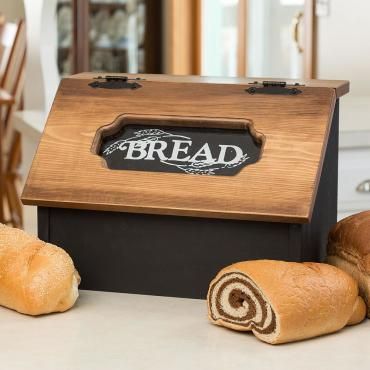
[{"xmin": 0, "ymin": 0, "xmax": 369, "ymax": 234}]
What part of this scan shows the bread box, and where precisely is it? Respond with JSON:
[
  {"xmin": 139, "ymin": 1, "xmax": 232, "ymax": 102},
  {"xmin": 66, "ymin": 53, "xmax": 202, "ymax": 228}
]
[{"xmin": 22, "ymin": 74, "xmax": 349, "ymax": 299}]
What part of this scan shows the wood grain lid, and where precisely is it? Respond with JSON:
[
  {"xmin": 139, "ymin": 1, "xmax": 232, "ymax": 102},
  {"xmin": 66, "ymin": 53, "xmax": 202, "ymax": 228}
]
[{"xmin": 22, "ymin": 73, "xmax": 348, "ymax": 223}]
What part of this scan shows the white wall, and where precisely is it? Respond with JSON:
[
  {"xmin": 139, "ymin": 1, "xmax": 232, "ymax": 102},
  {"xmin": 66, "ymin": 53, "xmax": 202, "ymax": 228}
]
[
  {"xmin": 202, "ymin": 0, "xmax": 239, "ymax": 77},
  {"xmin": 23, "ymin": 0, "xmax": 59, "ymax": 112},
  {"xmin": 0, "ymin": 0, "xmax": 25, "ymax": 21},
  {"xmin": 317, "ymin": 1, "xmax": 370, "ymax": 96}
]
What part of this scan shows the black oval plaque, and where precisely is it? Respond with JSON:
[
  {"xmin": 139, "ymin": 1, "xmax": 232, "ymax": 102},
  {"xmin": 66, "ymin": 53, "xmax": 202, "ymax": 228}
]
[{"xmin": 95, "ymin": 117, "xmax": 263, "ymax": 176}]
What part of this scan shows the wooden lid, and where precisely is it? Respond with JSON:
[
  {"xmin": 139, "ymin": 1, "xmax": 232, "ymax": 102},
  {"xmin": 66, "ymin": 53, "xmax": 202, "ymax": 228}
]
[{"xmin": 22, "ymin": 73, "xmax": 348, "ymax": 223}]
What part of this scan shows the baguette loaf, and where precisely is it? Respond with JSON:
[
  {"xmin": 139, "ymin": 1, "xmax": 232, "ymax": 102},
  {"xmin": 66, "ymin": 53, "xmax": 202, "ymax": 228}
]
[
  {"xmin": 327, "ymin": 211, "xmax": 370, "ymax": 318},
  {"xmin": 0, "ymin": 224, "xmax": 80, "ymax": 315},
  {"xmin": 207, "ymin": 260, "xmax": 366, "ymax": 344}
]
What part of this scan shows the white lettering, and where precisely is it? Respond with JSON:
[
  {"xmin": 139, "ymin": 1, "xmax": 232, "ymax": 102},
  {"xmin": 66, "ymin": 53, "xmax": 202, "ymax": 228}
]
[
  {"xmin": 189, "ymin": 143, "xmax": 216, "ymax": 163},
  {"xmin": 125, "ymin": 141, "xmax": 148, "ymax": 160},
  {"xmin": 145, "ymin": 140, "xmax": 168, "ymax": 160},
  {"xmin": 118, "ymin": 142, "xmax": 129, "ymax": 151},
  {"xmin": 217, "ymin": 145, "xmax": 244, "ymax": 164},
  {"xmin": 167, "ymin": 140, "xmax": 191, "ymax": 162},
  {"xmin": 117, "ymin": 134, "xmax": 247, "ymax": 168}
]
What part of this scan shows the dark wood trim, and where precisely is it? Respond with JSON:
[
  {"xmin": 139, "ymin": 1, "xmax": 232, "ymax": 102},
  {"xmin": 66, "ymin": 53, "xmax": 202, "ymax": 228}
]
[
  {"xmin": 192, "ymin": 0, "xmax": 202, "ymax": 75},
  {"xmin": 143, "ymin": 0, "xmax": 163, "ymax": 73},
  {"xmin": 72, "ymin": 0, "xmax": 90, "ymax": 73}
]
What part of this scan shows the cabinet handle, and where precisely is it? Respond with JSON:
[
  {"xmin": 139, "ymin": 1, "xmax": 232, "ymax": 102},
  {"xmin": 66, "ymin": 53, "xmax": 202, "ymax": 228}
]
[
  {"xmin": 292, "ymin": 11, "xmax": 304, "ymax": 54},
  {"xmin": 356, "ymin": 180, "xmax": 370, "ymax": 193}
]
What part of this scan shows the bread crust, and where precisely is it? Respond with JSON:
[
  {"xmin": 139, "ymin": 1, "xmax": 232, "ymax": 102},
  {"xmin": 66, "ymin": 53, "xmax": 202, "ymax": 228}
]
[
  {"xmin": 327, "ymin": 211, "xmax": 370, "ymax": 318},
  {"xmin": 208, "ymin": 260, "xmax": 364, "ymax": 344},
  {"xmin": 347, "ymin": 296, "xmax": 367, "ymax": 325},
  {"xmin": 327, "ymin": 255, "xmax": 370, "ymax": 318},
  {"xmin": 0, "ymin": 224, "xmax": 80, "ymax": 315},
  {"xmin": 328, "ymin": 211, "xmax": 370, "ymax": 273}
]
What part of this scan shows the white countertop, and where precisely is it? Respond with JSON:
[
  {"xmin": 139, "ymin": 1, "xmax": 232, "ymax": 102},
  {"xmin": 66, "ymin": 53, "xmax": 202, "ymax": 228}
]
[
  {"xmin": 0, "ymin": 290, "xmax": 368, "ymax": 370},
  {"xmin": 13, "ymin": 110, "xmax": 46, "ymax": 141}
]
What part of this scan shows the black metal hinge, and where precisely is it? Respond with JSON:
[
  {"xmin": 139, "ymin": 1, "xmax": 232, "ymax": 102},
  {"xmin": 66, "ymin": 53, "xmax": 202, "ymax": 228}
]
[
  {"xmin": 246, "ymin": 81, "xmax": 303, "ymax": 95},
  {"xmin": 89, "ymin": 76, "xmax": 144, "ymax": 90}
]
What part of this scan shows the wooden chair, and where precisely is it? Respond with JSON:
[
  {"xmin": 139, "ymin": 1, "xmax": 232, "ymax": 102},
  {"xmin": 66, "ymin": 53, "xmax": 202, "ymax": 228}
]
[
  {"xmin": 0, "ymin": 19, "xmax": 26, "ymax": 228},
  {"xmin": 0, "ymin": 18, "xmax": 18, "ymax": 80},
  {"xmin": 0, "ymin": 13, "xmax": 6, "ymax": 66}
]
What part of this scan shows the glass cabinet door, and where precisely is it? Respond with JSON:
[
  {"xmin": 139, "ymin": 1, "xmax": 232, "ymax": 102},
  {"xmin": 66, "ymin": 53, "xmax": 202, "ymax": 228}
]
[
  {"xmin": 247, "ymin": 0, "xmax": 305, "ymax": 78},
  {"xmin": 57, "ymin": 0, "xmax": 161, "ymax": 76},
  {"xmin": 57, "ymin": 0, "xmax": 73, "ymax": 76},
  {"xmin": 89, "ymin": 0, "xmax": 146, "ymax": 73}
]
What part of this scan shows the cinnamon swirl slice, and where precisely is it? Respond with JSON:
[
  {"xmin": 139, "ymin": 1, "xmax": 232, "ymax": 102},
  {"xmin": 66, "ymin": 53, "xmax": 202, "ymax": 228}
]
[{"xmin": 207, "ymin": 260, "xmax": 366, "ymax": 344}]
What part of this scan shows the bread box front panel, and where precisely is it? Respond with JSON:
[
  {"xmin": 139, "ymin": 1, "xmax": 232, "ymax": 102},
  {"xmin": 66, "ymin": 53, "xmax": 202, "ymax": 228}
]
[{"xmin": 23, "ymin": 74, "xmax": 341, "ymax": 223}]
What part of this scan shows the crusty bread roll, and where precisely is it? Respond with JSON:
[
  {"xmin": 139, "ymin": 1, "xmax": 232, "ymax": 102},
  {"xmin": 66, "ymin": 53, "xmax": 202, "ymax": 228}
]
[
  {"xmin": 0, "ymin": 224, "xmax": 80, "ymax": 315},
  {"xmin": 347, "ymin": 296, "xmax": 367, "ymax": 326},
  {"xmin": 207, "ymin": 260, "xmax": 365, "ymax": 344},
  {"xmin": 327, "ymin": 211, "xmax": 370, "ymax": 318}
]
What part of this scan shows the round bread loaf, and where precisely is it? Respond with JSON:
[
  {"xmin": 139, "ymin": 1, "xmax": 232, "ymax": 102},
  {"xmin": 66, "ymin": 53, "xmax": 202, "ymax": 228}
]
[
  {"xmin": 327, "ymin": 210, "xmax": 370, "ymax": 318},
  {"xmin": 0, "ymin": 224, "xmax": 80, "ymax": 315}
]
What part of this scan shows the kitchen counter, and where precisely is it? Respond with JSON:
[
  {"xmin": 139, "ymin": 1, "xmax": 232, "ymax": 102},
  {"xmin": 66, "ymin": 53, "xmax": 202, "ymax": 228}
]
[{"xmin": 0, "ymin": 290, "xmax": 369, "ymax": 370}]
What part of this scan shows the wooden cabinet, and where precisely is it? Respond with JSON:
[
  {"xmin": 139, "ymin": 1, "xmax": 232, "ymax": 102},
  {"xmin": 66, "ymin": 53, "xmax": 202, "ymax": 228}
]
[
  {"xmin": 162, "ymin": 0, "xmax": 315, "ymax": 78},
  {"xmin": 57, "ymin": 0, "xmax": 162, "ymax": 76}
]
